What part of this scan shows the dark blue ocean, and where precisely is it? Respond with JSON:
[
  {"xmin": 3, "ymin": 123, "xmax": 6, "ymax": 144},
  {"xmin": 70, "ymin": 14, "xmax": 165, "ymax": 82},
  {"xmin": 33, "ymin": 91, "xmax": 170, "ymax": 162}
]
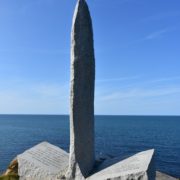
[{"xmin": 0, "ymin": 115, "xmax": 180, "ymax": 177}]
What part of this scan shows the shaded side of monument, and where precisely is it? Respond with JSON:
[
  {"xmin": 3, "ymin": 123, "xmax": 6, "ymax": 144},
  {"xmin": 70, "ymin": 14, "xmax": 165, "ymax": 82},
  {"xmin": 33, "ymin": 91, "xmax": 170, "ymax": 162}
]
[{"xmin": 67, "ymin": 0, "xmax": 95, "ymax": 178}]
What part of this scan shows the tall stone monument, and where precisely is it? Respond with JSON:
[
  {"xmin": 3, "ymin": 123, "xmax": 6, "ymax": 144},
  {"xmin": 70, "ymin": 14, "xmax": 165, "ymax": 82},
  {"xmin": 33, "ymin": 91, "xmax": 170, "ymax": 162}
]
[
  {"xmin": 17, "ymin": 1, "xmax": 156, "ymax": 180},
  {"xmin": 67, "ymin": 0, "xmax": 95, "ymax": 178}
]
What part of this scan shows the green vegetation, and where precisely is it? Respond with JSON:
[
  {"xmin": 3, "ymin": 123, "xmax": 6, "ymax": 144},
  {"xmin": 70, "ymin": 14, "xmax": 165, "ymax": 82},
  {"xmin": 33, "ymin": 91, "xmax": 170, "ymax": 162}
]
[
  {"xmin": 0, "ymin": 158, "xmax": 18, "ymax": 180},
  {"xmin": 0, "ymin": 174, "xmax": 19, "ymax": 180}
]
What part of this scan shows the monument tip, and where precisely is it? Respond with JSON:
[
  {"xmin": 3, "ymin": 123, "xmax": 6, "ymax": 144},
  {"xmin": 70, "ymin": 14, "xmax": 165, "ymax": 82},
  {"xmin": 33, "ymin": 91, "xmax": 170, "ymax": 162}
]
[{"xmin": 76, "ymin": 0, "xmax": 88, "ymax": 9}]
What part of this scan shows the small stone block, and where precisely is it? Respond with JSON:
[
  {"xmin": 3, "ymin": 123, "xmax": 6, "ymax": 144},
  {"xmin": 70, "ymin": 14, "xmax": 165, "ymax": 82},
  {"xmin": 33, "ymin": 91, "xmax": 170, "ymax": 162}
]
[
  {"xmin": 87, "ymin": 149, "xmax": 155, "ymax": 180},
  {"xmin": 17, "ymin": 142, "xmax": 69, "ymax": 180}
]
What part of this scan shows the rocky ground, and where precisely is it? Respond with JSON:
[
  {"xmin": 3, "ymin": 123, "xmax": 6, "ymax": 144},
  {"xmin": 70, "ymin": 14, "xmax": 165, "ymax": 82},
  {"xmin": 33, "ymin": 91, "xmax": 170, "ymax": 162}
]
[
  {"xmin": 0, "ymin": 158, "xmax": 179, "ymax": 180},
  {"xmin": 156, "ymin": 171, "xmax": 179, "ymax": 180}
]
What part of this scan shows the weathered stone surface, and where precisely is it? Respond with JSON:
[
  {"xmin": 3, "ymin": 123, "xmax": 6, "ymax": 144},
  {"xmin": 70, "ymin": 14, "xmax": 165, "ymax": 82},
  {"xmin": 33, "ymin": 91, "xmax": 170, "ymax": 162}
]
[
  {"xmin": 156, "ymin": 171, "xmax": 178, "ymax": 180},
  {"xmin": 87, "ymin": 149, "xmax": 155, "ymax": 180},
  {"xmin": 17, "ymin": 142, "xmax": 69, "ymax": 180},
  {"xmin": 67, "ymin": 0, "xmax": 95, "ymax": 179}
]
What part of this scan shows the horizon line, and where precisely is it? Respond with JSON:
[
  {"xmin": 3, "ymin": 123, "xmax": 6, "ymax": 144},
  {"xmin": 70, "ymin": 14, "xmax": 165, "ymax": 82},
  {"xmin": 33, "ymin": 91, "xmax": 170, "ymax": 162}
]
[{"xmin": 0, "ymin": 114, "xmax": 179, "ymax": 117}]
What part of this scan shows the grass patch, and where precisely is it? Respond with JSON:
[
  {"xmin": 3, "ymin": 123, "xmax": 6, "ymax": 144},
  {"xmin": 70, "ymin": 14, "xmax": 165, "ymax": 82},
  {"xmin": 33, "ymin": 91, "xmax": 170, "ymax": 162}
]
[{"xmin": 0, "ymin": 174, "xmax": 19, "ymax": 180}]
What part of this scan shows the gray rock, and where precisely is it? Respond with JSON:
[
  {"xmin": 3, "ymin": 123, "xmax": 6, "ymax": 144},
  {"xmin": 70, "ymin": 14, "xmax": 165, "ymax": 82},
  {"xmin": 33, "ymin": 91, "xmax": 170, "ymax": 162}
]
[
  {"xmin": 17, "ymin": 142, "xmax": 69, "ymax": 180},
  {"xmin": 67, "ymin": 0, "xmax": 95, "ymax": 179},
  {"xmin": 87, "ymin": 149, "xmax": 155, "ymax": 180},
  {"xmin": 156, "ymin": 171, "xmax": 178, "ymax": 180}
]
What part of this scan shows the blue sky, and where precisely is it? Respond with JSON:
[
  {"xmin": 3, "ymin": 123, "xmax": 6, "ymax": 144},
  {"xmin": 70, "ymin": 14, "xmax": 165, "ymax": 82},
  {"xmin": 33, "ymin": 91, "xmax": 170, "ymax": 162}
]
[{"xmin": 0, "ymin": 0, "xmax": 180, "ymax": 115}]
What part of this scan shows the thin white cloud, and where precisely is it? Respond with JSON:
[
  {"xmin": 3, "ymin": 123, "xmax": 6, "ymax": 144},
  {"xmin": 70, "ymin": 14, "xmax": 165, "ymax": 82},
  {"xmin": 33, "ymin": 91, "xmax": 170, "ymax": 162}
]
[
  {"xmin": 96, "ymin": 76, "xmax": 140, "ymax": 83},
  {"xmin": 91, "ymin": 0, "xmax": 136, "ymax": 4},
  {"xmin": 95, "ymin": 82, "xmax": 180, "ymax": 115},
  {"xmin": 149, "ymin": 76, "xmax": 180, "ymax": 83},
  {"xmin": 0, "ymin": 47, "xmax": 69, "ymax": 55},
  {"xmin": 121, "ymin": 28, "xmax": 174, "ymax": 48},
  {"xmin": 1, "ymin": 75, "xmax": 180, "ymax": 114},
  {"xmin": 30, "ymin": 83, "xmax": 69, "ymax": 98},
  {"xmin": 127, "ymin": 76, "xmax": 180, "ymax": 88},
  {"xmin": 144, "ymin": 28, "xmax": 170, "ymax": 40},
  {"xmin": 96, "ymin": 76, "xmax": 180, "ymax": 102},
  {"xmin": 0, "ymin": 82, "xmax": 69, "ymax": 114},
  {"xmin": 98, "ymin": 87, "xmax": 180, "ymax": 102},
  {"xmin": 142, "ymin": 11, "xmax": 180, "ymax": 22}
]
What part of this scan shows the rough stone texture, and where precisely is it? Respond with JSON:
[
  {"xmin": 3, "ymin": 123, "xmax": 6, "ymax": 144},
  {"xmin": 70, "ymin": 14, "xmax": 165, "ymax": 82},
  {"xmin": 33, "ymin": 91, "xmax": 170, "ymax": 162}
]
[
  {"xmin": 17, "ymin": 142, "xmax": 69, "ymax": 180},
  {"xmin": 67, "ymin": 0, "xmax": 95, "ymax": 179},
  {"xmin": 156, "ymin": 171, "xmax": 178, "ymax": 180},
  {"xmin": 87, "ymin": 149, "xmax": 155, "ymax": 180}
]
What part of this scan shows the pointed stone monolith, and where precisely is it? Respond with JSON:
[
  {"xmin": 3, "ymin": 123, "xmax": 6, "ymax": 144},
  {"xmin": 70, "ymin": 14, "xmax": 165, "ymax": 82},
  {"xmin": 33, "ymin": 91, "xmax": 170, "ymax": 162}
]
[{"xmin": 67, "ymin": 0, "xmax": 95, "ymax": 179}]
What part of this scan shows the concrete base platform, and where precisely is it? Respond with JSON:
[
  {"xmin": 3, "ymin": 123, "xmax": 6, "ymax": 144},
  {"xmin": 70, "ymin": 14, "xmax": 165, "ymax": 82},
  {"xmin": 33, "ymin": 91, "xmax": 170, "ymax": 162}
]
[{"xmin": 15, "ymin": 142, "xmax": 179, "ymax": 180}]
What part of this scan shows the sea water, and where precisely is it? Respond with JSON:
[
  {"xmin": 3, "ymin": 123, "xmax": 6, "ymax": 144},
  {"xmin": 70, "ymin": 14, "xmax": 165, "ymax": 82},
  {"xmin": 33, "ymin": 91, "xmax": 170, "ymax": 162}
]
[{"xmin": 0, "ymin": 115, "xmax": 180, "ymax": 177}]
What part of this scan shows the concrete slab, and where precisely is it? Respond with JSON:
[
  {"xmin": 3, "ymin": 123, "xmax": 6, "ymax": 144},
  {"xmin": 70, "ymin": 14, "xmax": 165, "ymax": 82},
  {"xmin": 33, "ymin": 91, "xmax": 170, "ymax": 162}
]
[
  {"xmin": 87, "ymin": 149, "xmax": 155, "ymax": 180},
  {"xmin": 17, "ymin": 142, "xmax": 69, "ymax": 180}
]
